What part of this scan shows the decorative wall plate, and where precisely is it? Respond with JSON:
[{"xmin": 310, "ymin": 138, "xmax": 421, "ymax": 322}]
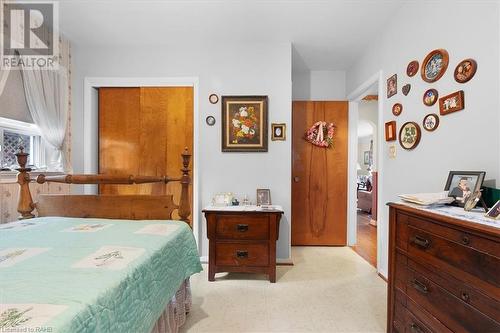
[
  {"xmin": 406, "ymin": 60, "xmax": 419, "ymax": 77},
  {"xmin": 399, "ymin": 122, "xmax": 421, "ymax": 150},
  {"xmin": 423, "ymin": 89, "xmax": 438, "ymax": 106},
  {"xmin": 208, "ymin": 93, "xmax": 219, "ymax": 104},
  {"xmin": 423, "ymin": 113, "xmax": 440, "ymax": 131},
  {"xmin": 402, "ymin": 84, "xmax": 411, "ymax": 96},
  {"xmin": 454, "ymin": 58, "xmax": 477, "ymax": 83},
  {"xmin": 206, "ymin": 115, "xmax": 216, "ymax": 126},
  {"xmin": 421, "ymin": 49, "xmax": 449, "ymax": 83},
  {"xmin": 439, "ymin": 90, "xmax": 465, "ymax": 115},
  {"xmin": 392, "ymin": 103, "xmax": 403, "ymax": 116}
]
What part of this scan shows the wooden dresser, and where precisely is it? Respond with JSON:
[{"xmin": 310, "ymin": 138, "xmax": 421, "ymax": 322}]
[
  {"xmin": 203, "ymin": 207, "xmax": 282, "ymax": 283},
  {"xmin": 388, "ymin": 203, "xmax": 500, "ymax": 333}
]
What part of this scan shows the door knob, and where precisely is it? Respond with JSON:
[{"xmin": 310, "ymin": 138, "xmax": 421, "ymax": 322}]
[{"xmin": 294, "ymin": 176, "xmax": 300, "ymax": 182}]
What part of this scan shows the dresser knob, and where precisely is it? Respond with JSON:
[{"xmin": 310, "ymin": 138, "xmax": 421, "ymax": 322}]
[
  {"xmin": 409, "ymin": 323, "xmax": 424, "ymax": 333},
  {"xmin": 412, "ymin": 279, "xmax": 429, "ymax": 294},
  {"xmin": 461, "ymin": 235, "xmax": 470, "ymax": 245},
  {"xmin": 461, "ymin": 291, "xmax": 470, "ymax": 302},
  {"xmin": 236, "ymin": 250, "xmax": 248, "ymax": 259},
  {"xmin": 237, "ymin": 224, "xmax": 249, "ymax": 232},
  {"xmin": 411, "ymin": 235, "xmax": 431, "ymax": 249}
]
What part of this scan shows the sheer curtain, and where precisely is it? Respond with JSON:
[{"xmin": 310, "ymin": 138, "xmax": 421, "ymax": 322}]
[{"xmin": 20, "ymin": 40, "xmax": 71, "ymax": 172}]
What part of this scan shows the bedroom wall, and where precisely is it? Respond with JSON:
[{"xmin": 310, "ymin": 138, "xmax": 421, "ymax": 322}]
[
  {"xmin": 70, "ymin": 42, "xmax": 292, "ymax": 260},
  {"xmin": 346, "ymin": 1, "xmax": 500, "ymax": 277}
]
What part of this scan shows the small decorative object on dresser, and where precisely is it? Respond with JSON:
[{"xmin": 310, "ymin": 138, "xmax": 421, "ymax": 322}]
[
  {"xmin": 444, "ymin": 171, "xmax": 486, "ymax": 206},
  {"xmin": 221, "ymin": 95, "xmax": 268, "ymax": 152},
  {"xmin": 206, "ymin": 115, "xmax": 216, "ymax": 126},
  {"xmin": 385, "ymin": 121, "xmax": 397, "ymax": 141},
  {"xmin": 271, "ymin": 123, "xmax": 286, "ymax": 141},
  {"xmin": 402, "ymin": 84, "xmax": 411, "ymax": 96},
  {"xmin": 387, "ymin": 203, "xmax": 500, "ymax": 333},
  {"xmin": 256, "ymin": 188, "xmax": 271, "ymax": 206},
  {"xmin": 392, "ymin": 103, "xmax": 402, "ymax": 116},
  {"xmin": 208, "ymin": 93, "xmax": 219, "ymax": 104},
  {"xmin": 422, "ymin": 113, "xmax": 439, "ymax": 131},
  {"xmin": 423, "ymin": 88, "xmax": 438, "ymax": 106},
  {"xmin": 406, "ymin": 60, "xmax": 419, "ymax": 77},
  {"xmin": 454, "ymin": 58, "xmax": 477, "ymax": 83},
  {"xmin": 421, "ymin": 49, "xmax": 449, "ymax": 83},
  {"xmin": 485, "ymin": 200, "xmax": 500, "ymax": 219},
  {"xmin": 203, "ymin": 206, "xmax": 283, "ymax": 283},
  {"xmin": 387, "ymin": 74, "xmax": 397, "ymax": 98},
  {"xmin": 399, "ymin": 122, "xmax": 421, "ymax": 150},
  {"xmin": 439, "ymin": 90, "xmax": 465, "ymax": 115}
]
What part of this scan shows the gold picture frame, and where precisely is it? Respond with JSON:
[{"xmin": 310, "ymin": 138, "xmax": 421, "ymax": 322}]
[{"xmin": 271, "ymin": 123, "xmax": 286, "ymax": 141}]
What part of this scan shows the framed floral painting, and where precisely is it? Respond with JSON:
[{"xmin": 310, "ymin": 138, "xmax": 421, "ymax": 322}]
[{"xmin": 221, "ymin": 96, "xmax": 268, "ymax": 152}]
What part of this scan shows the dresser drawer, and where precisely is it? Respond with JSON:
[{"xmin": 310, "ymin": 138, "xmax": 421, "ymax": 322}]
[
  {"xmin": 216, "ymin": 215, "xmax": 269, "ymax": 240},
  {"xmin": 405, "ymin": 266, "xmax": 500, "ymax": 332},
  {"xmin": 407, "ymin": 225, "xmax": 500, "ymax": 290},
  {"xmin": 216, "ymin": 242, "xmax": 269, "ymax": 267}
]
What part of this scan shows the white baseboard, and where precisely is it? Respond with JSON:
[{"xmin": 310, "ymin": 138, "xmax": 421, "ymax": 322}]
[{"xmin": 199, "ymin": 256, "xmax": 293, "ymax": 265}]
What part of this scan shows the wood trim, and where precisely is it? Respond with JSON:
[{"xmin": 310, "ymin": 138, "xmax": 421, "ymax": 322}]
[
  {"xmin": 15, "ymin": 149, "xmax": 192, "ymax": 225},
  {"xmin": 362, "ymin": 95, "xmax": 378, "ymax": 101}
]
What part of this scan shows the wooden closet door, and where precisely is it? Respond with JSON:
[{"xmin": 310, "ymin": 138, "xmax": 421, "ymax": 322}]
[
  {"xmin": 99, "ymin": 87, "xmax": 193, "ymax": 217},
  {"xmin": 291, "ymin": 101, "xmax": 348, "ymax": 245}
]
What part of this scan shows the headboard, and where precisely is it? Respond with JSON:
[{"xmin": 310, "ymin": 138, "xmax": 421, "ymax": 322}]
[{"xmin": 15, "ymin": 148, "xmax": 192, "ymax": 226}]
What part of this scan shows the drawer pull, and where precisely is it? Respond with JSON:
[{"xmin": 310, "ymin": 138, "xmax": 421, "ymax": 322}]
[
  {"xmin": 409, "ymin": 323, "xmax": 424, "ymax": 333},
  {"xmin": 236, "ymin": 224, "xmax": 249, "ymax": 232},
  {"xmin": 461, "ymin": 291, "xmax": 470, "ymax": 302},
  {"xmin": 236, "ymin": 250, "xmax": 248, "ymax": 259},
  {"xmin": 461, "ymin": 235, "xmax": 470, "ymax": 245},
  {"xmin": 412, "ymin": 279, "xmax": 429, "ymax": 294},
  {"xmin": 411, "ymin": 235, "xmax": 431, "ymax": 249}
]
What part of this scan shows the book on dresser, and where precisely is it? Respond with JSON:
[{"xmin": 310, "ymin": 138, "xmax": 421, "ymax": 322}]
[{"xmin": 387, "ymin": 203, "xmax": 500, "ymax": 333}]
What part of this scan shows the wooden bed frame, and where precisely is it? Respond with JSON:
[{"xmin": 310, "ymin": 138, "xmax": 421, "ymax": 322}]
[{"xmin": 15, "ymin": 148, "xmax": 192, "ymax": 225}]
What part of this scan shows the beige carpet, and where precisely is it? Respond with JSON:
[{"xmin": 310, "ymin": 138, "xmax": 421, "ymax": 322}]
[{"xmin": 181, "ymin": 247, "xmax": 387, "ymax": 332}]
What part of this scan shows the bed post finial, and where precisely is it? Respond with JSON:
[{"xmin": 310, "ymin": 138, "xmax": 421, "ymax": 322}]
[
  {"xmin": 179, "ymin": 147, "xmax": 191, "ymax": 226},
  {"xmin": 16, "ymin": 148, "xmax": 35, "ymax": 219}
]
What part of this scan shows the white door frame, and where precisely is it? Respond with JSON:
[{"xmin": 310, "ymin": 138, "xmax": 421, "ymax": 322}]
[
  {"xmin": 83, "ymin": 77, "xmax": 201, "ymax": 247},
  {"xmin": 346, "ymin": 70, "xmax": 384, "ymax": 273}
]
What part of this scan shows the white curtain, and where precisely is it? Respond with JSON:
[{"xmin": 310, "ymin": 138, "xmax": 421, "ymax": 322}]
[{"xmin": 20, "ymin": 50, "xmax": 70, "ymax": 172}]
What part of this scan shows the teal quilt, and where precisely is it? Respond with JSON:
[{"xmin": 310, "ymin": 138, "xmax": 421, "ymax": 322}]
[{"xmin": 0, "ymin": 217, "xmax": 202, "ymax": 333}]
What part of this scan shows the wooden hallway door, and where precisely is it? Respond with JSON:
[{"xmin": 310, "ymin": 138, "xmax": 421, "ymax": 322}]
[{"xmin": 291, "ymin": 101, "xmax": 348, "ymax": 245}]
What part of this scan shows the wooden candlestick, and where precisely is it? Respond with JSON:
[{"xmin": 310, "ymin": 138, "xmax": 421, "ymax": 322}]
[{"xmin": 15, "ymin": 148, "xmax": 35, "ymax": 219}]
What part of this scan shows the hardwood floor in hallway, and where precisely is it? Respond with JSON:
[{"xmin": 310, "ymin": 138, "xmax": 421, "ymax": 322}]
[{"xmin": 351, "ymin": 211, "xmax": 377, "ymax": 267}]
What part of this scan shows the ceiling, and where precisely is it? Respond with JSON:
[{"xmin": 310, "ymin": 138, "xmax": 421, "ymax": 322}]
[{"xmin": 58, "ymin": 0, "xmax": 402, "ymax": 71}]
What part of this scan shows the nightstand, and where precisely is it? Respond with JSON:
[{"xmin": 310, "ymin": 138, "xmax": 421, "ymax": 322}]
[{"xmin": 203, "ymin": 206, "xmax": 283, "ymax": 283}]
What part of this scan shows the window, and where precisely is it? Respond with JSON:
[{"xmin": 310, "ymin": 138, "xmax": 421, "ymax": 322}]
[{"xmin": 0, "ymin": 117, "xmax": 46, "ymax": 171}]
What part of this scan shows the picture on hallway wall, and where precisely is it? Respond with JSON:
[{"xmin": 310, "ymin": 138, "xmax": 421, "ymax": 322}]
[
  {"xmin": 402, "ymin": 84, "xmax": 411, "ymax": 96},
  {"xmin": 406, "ymin": 60, "xmax": 419, "ymax": 77},
  {"xmin": 392, "ymin": 103, "xmax": 402, "ymax": 116},
  {"xmin": 423, "ymin": 114, "xmax": 440, "ymax": 132},
  {"xmin": 385, "ymin": 121, "xmax": 397, "ymax": 141},
  {"xmin": 421, "ymin": 49, "xmax": 449, "ymax": 83},
  {"xmin": 221, "ymin": 95, "xmax": 268, "ymax": 152},
  {"xmin": 454, "ymin": 58, "xmax": 477, "ymax": 83},
  {"xmin": 439, "ymin": 91, "xmax": 465, "ymax": 116},
  {"xmin": 387, "ymin": 74, "xmax": 397, "ymax": 98},
  {"xmin": 423, "ymin": 89, "xmax": 438, "ymax": 106},
  {"xmin": 399, "ymin": 122, "xmax": 421, "ymax": 150},
  {"xmin": 271, "ymin": 123, "xmax": 286, "ymax": 141}
]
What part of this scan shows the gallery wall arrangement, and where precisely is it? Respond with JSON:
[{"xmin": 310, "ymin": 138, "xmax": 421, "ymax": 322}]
[{"xmin": 385, "ymin": 48, "xmax": 477, "ymax": 152}]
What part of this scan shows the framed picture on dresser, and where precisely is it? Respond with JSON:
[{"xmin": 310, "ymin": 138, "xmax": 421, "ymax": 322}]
[
  {"xmin": 444, "ymin": 171, "xmax": 486, "ymax": 206},
  {"xmin": 485, "ymin": 200, "xmax": 500, "ymax": 220}
]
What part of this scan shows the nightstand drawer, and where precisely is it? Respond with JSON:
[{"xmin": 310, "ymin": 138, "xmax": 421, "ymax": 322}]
[
  {"xmin": 216, "ymin": 243, "xmax": 269, "ymax": 267},
  {"xmin": 216, "ymin": 215, "xmax": 269, "ymax": 240}
]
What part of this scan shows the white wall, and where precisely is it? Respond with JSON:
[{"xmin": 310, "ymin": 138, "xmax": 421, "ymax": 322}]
[
  {"xmin": 347, "ymin": 2, "xmax": 500, "ymax": 277},
  {"xmin": 292, "ymin": 70, "xmax": 346, "ymax": 100},
  {"xmin": 71, "ymin": 42, "xmax": 292, "ymax": 260}
]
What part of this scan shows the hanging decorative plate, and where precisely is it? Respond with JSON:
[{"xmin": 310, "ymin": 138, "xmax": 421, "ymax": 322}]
[
  {"xmin": 406, "ymin": 60, "xmax": 419, "ymax": 77},
  {"xmin": 421, "ymin": 49, "xmax": 449, "ymax": 83},
  {"xmin": 423, "ymin": 88, "xmax": 438, "ymax": 106},
  {"xmin": 208, "ymin": 93, "xmax": 219, "ymax": 104},
  {"xmin": 454, "ymin": 58, "xmax": 477, "ymax": 83},
  {"xmin": 304, "ymin": 121, "xmax": 335, "ymax": 148},
  {"xmin": 423, "ymin": 113, "xmax": 440, "ymax": 132},
  {"xmin": 399, "ymin": 122, "xmax": 421, "ymax": 150},
  {"xmin": 402, "ymin": 84, "xmax": 411, "ymax": 96},
  {"xmin": 392, "ymin": 103, "xmax": 403, "ymax": 116}
]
